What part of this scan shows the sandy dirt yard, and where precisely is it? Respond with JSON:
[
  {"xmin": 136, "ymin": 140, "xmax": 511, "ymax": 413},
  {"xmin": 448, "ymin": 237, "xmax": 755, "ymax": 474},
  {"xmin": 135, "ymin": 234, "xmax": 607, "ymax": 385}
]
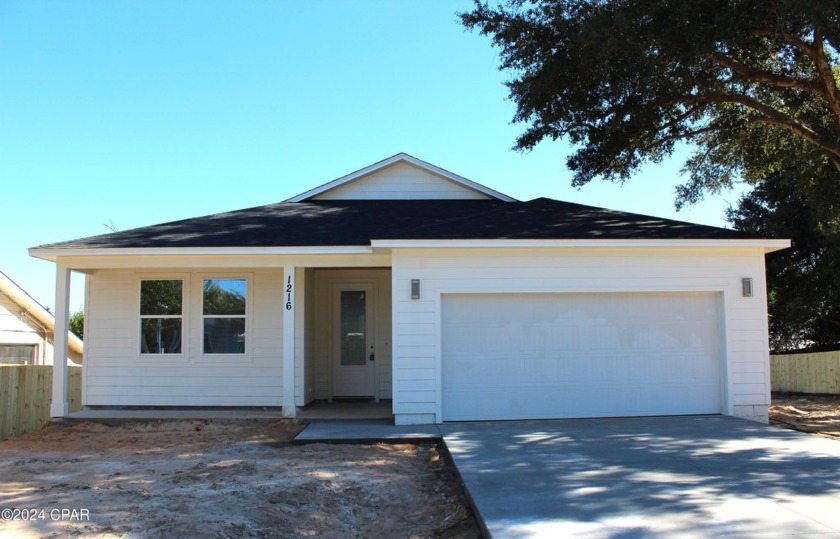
[
  {"xmin": 0, "ymin": 419, "xmax": 478, "ymax": 539},
  {"xmin": 770, "ymin": 393, "xmax": 840, "ymax": 440}
]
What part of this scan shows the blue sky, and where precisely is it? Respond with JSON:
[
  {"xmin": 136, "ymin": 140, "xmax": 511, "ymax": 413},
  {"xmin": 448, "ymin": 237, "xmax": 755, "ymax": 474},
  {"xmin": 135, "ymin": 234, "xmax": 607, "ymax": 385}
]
[{"xmin": 0, "ymin": 1, "xmax": 748, "ymax": 312}]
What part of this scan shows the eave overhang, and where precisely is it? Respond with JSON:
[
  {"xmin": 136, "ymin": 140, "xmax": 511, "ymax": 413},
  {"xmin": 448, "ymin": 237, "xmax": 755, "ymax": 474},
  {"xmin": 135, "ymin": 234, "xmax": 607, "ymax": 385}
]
[
  {"xmin": 30, "ymin": 238, "xmax": 790, "ymax": 263},
  {"xmin": 370, "ymin": 238, "xmax": 791, "ymax": 253},
  {"xmin": 28, "ymin": 245, "xmax": 376, "ymax": 262}
]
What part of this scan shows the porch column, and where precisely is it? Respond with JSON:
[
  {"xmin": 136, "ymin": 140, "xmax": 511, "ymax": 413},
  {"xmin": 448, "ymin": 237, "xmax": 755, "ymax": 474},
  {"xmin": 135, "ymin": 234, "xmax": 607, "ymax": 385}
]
[
  {"xmin": 50, "ymin": 263, "xmax": 71, "ymax": 418},
  {"xmin": 282, "ymin": 266, "xmax": 296, "ymax": 418}
]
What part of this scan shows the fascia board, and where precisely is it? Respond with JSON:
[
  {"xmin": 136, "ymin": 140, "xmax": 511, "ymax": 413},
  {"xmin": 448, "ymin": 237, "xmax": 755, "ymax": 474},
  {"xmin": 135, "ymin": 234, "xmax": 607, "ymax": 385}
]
[
  {"xmin": 29, "ymin": 245, "xmax": 375, "ymax": 261},
  {"xmin": 370, "ymin": 239, "xmax": 792, "ymax": 251}
]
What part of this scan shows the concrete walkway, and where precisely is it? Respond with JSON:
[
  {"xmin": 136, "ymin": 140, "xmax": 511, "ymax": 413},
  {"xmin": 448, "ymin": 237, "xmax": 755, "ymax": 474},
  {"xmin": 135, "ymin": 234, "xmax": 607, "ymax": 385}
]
[
  {"xmin": 294, "ymin": 419, "xmax": 442, "ymax": 443},
  {"xmin": 296, "ymin": 401, "xmax": 394, "ymax": 421},
  {"xmin": 439, "ymin": 416, "xmax": 840, "ymax": 538}
]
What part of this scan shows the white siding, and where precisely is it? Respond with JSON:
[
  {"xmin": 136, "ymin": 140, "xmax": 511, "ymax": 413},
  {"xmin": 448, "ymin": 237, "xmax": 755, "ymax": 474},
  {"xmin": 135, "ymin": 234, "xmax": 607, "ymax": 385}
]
[
  {"xmin": 311, "ymin": 269, "xmax": 392, "ymax": 401},
  {"xmin": 84, "ymin": 269, "xmax": 283, "ymax": 406},
  {"xmin": 313, "ymin": 162, "xmax": 491, "ymax": 200},
  {"xmin": 391, "ymin": 247, "xmax": 771, "ymax": 425},
  {"xmin": 0, "ymin": 292, "xmax": 69, "ymax": 365}
]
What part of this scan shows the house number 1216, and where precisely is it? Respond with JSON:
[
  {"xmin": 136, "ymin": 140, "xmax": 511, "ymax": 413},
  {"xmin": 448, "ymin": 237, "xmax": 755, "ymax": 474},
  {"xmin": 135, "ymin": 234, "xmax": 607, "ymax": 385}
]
[{"xmin": 285, "ymin": 276, "xmax": 293, "ymax": 310}]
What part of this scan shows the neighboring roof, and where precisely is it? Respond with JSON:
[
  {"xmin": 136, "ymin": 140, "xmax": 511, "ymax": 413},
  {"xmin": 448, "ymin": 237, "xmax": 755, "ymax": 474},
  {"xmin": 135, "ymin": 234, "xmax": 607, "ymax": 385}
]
[
  {"xmin": 0, "ymin": 271, "xmax": 84, "ymax": 355},
  {"xmin": 32, "ymin": 198, "xmax": 769, "ymax": 253},
  {"xmin": 287, "ymin": 153, "xmax": 516, "ymax": 202}
]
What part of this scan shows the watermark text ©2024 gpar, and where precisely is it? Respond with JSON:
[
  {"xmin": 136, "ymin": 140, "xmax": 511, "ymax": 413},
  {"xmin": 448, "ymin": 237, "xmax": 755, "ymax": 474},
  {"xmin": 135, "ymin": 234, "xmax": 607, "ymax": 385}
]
[{"xmin": 1, "ymin": 508, "xmax": 90, "ymax": 522}]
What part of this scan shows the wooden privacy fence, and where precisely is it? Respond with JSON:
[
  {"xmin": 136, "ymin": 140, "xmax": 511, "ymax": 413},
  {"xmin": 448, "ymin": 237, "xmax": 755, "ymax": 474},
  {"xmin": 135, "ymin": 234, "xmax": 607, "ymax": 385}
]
[
  {"xmin": 770, "ymin": 350, "xmax": 840, "ymax": 394},
  {"xmin": 0, "ymin": 365, "xmax": 82, "ymax": 439}
]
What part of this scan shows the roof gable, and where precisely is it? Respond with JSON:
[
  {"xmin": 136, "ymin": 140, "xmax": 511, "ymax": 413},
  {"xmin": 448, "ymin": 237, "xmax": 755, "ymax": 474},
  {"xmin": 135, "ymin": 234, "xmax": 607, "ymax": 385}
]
[
  {"xmin": 0, "ymin": 271, "xmax": 84, "ymax": 354},
  {"xmin": 287, "ymin": 153, "xmax": 515, "ymax": 202}
]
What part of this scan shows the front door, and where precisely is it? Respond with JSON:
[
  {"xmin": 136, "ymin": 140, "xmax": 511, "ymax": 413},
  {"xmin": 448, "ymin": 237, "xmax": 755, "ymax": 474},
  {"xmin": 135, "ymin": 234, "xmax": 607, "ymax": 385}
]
[{"xmin": 332, "ymin": 284, "xmax": 375, "ymax": 397}]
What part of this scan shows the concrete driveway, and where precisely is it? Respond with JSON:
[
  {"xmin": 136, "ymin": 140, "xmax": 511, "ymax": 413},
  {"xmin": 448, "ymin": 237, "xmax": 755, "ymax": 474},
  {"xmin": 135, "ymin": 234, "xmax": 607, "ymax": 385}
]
[{"xmin": 438, "ymin": 416, "xmax": 840, "ymax": 538}]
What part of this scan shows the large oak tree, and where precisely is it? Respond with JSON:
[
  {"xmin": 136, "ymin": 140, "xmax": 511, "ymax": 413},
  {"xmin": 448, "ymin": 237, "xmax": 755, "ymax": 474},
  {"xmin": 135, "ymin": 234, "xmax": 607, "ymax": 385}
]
[
  {"xmin": 728, "ymin": 166, "xmax": 840, "ymax": 351},
  {"xmin": 462, "ymin": 1, "xmax": 840, "ymax": 349},
  {"xmin": 460, "ymin": 0, "xmax": 840, "ymax": 207}
]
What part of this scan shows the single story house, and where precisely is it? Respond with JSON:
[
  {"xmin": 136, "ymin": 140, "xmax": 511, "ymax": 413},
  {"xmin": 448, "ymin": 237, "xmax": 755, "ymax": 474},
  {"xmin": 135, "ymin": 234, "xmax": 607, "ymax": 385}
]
[
  {"xmin": 31, "ymin": 154, "xmax": 788, "ymax": 424},
  {"xmin": 0, "ymin": 270, "xmax": 83, "ymax": 365}
]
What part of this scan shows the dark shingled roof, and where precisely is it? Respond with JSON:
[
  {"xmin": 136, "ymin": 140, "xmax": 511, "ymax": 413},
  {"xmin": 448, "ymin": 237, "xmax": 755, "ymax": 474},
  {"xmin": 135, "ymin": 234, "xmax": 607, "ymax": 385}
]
[{"xmin": 35, "ymin": 198, "xmax": 762, "ymax": 250}]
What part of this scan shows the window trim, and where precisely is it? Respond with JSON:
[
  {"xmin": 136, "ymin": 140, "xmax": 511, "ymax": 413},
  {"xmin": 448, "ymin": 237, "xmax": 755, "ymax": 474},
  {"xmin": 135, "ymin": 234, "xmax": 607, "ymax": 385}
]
[
  {"xmin": 133, "ymin": 272, "xmax": 253, "ymax": 363},
  {"xmin": 137, "ymin": 274, "xmax": 189, "ymax": 361}
]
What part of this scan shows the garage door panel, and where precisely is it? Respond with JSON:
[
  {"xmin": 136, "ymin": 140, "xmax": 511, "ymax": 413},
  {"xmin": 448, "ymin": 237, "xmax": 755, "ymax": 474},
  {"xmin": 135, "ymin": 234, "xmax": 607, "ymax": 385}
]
[{"xmin": 442, "ymin": 293, "xmax": 723, "ymax": 421}]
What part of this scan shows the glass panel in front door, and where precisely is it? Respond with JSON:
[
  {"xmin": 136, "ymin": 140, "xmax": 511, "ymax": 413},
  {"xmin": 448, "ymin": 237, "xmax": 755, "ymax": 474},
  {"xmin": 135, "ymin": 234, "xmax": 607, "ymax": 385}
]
[{"xmin": 340, "ymin": 291, "xmax": 366, "ymax": 366}]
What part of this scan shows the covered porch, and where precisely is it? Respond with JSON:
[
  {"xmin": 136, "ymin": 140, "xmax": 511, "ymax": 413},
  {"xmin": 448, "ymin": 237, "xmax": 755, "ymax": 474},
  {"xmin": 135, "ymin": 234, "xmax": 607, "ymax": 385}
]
[
  {"xmin": 40, "ymin": 250, "xmax": 395, "ymax": 421},
  {"xmin": 63, "ymin": 400, "xmax": 393, "ymax": 422}
]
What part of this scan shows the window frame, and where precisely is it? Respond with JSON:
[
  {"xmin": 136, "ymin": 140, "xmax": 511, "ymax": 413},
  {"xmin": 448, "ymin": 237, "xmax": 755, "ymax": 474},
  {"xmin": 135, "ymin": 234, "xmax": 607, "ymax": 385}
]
[
  {"xmin": 137, "ymin": 275, "xmax": 188, "ymax": 360},
  {"xmin": 197, "ymin": 273, "xmax": 252, "ymax": 361},
  {"xmin": 0, "ymin": 344, "xmax": 38, "ymax": 365}
]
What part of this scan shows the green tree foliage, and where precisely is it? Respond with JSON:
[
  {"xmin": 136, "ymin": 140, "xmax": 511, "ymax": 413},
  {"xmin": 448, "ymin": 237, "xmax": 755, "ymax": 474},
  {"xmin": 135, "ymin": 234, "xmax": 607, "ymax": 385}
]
[
  {"xmin": 460, "ymin": 1, "xmax": 840, "ymax": 207},
  {"xmin": 728, "ymin": 167, "xmax": 840, "ymax": 351},
  {"xmin": 202, "ymin": 280, "xmax": 246, "ymax": 315},
  {"xmin": 69, "ymin": 309, "xmax": 84, "ymax": 340},
  {"xmin": 140, "ymin": 280, "xmax": 182, "ymax": 315}
]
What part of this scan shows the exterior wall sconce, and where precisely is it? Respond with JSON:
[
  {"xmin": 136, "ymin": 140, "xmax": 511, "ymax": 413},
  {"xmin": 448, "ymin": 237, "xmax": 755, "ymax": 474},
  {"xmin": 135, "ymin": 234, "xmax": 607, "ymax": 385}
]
[
  {"xmin": 411, "ymin": 279, "xmax": 420, "ymax": 299},
  {"xmin": 741, "ymin": 277, "xmax": 753, "ymax": 298}
]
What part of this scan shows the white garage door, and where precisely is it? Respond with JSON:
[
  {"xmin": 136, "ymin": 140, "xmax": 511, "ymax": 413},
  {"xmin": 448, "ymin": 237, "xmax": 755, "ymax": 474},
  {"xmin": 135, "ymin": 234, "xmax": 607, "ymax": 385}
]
[{"xmin": 442, "ymin": 293, "xmax": 723, "ymax": 421}]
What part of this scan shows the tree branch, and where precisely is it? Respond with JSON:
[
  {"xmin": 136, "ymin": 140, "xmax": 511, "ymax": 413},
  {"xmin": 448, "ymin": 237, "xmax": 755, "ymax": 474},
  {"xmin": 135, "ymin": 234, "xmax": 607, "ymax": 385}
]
[
  {"xmin": 780, "ymin": 31, "xmax": 816, "ymax": 56},
  {"xmin": 640, "ymin": 124, "xmax": 729, "ymax": 153},
  {"xmin": 779, "ymin": 28, "xmax": 840, "ymax": 129},
  {"xmin": 672, "ymin": 93, "xmax": 840, "ymax": 164},
  {"xmin": 656, "ymin": 104, "xmax": 704, "ymax": 132},
  {"xmin": 751, "ymin": 115, "xmax": 840, "ymax": 164},
  {"xmin": 709, "ymin": 52, "xmax": 823, "ymax": 96},
  {"xmin": 808, "ymin": 27, "xmax": 840, "ymax": 133}
]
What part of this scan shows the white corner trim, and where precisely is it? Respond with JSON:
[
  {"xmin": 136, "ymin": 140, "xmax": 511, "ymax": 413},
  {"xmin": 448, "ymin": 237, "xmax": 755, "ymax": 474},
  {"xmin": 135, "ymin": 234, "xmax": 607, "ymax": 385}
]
[
  {"xmin": 28, "ymin": 245, "xmax": 375, "ymax": 261},
  {"xmin": 286, "ymin": 153, "xmax": 516, "ymax": 202},
  {"xmin": 370, "ymin": 238, "xmax": 791, "ymax": 252}
]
